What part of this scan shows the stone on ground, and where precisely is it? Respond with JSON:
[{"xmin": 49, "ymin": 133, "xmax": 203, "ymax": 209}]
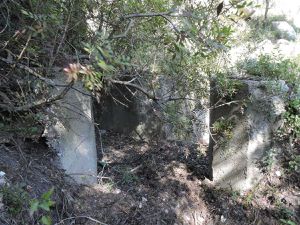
[{"xmin": 272, "ymin": 21, "xmax": 297, "ymax": 41}]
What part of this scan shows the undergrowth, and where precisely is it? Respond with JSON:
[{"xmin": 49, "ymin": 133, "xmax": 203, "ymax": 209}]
[
  {"xmin": 237, "ymin": 54, "xmax": 300, "ymax": 85},
  {"xmin": 0, "ymin": 184, "xmax": 55, "ymax": 225}
]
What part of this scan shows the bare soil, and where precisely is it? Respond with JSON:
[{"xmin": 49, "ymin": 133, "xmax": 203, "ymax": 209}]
[
  {"xmin": 73, "ymin": 131, "xmax": 299, "ymax": 225},
  {"xmin": 0, "ymin": 132, "xmax": 299, "ymax": 225}
]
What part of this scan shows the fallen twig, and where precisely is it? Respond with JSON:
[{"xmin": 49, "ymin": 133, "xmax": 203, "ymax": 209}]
[
  {"xmin": 54, "ymin": 216, "xmax": 108, "ymax": 225},
  {"xmin": 210, "ymin": 100, "xmax": 240, "ymax": 109}
]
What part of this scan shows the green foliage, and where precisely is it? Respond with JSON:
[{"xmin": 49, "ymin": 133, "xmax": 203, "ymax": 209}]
[
  {"xmin": 280, "ymin": 219, "xmax": 297, "ymax": 225},
  {"xmin": 283, "ymin": 99, "xmax": 300, "ymax": 141},
  {"xmin": 213, "ymin": 117, "xmax": 235, "ymax": 139},
  {"xmin": 77, "ymin": 0, "xmax": 247, "ymax": 98},
  {"xmin": 80, "ymin": 42, "xmax": 132, "ymax": 92},
  {"xmin": 0, "ymin": 112, "xmax": 43, "ymax": 138},
  {"xmin": 114, "ymin": 166, "xmax": 139, "ymax": 185},
  {"xmin": 0, "ymin": 184, "xmax": 54, "ymax": 224},
  {"xmin": 121, "ymin": 170, "xmax": 139, "ymax": 185},
  {"xmin": 279, "ymin": 207, "xmax": 297, "ymax": 225},
  {"xmin": 215, "ymin": 74, "xmax": 243, "ymax": 99},
  {"xmin": 237, "ymin": 54, "xmax": 300, "ymax": 84},
  {"xmin": 164, "ymin": 101, "xmax": 193, "ymax": 139},
  {"xmin": 1, "ymin": 0, "xmax": 250, "ymax": 141},
  {"xmin": 30, "ymin": 187, "xmax": 55, "ymax": 225},
  {"xmin": 262, "ymin": 148, "xmax": 278, "ymax": 170},
  {"xmin": 287, "ymin": 155, "xmax": 300, "ymax": 173},
  {"xmin": 0, "ymin": 185, "xmax": 29, "ymax": 215},
  {"xmin": 112, "ymin": 166, "xmax": 139, "ymax": 185}
]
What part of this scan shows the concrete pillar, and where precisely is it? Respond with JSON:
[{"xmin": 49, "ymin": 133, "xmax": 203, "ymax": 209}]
[
  {"xmin": 45, "ymin": 78, "xmax": 97, "ymax": 185},
  {"xmin": 209, "ymin": 79, "xmax": 287, "ymax": 191}
]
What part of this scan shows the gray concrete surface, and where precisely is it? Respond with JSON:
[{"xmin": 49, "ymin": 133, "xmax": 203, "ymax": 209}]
[
  {"xmin": 210, "ymin": 79, "xmax": 287, "ymax": 191},
  {"xmin": 45, "ymin": 79, "xmax": 97, "ymax": 185}
]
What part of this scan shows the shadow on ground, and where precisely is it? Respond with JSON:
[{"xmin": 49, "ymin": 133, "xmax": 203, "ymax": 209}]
[
  {"xmin": 1, "ymin": 135, "xmax": 299, "ymax": 225},
  {"xmin": 73, "ymin": 131, "xmax": 299, "ymax": 225}
]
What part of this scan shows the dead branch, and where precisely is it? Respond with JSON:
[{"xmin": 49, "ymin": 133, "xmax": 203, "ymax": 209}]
[
  {"xmin": 108, "ymin": 78, "xmax": 159, "ymax": 100},
  {"xmin": 0, "ymin": 81, "xmax": 74, "ymax": 112},
  {"xmin": 0, "ymin": 56, "xmax": 56, "ymax": 86},
  {"xmin": 210, "ymin": 100, "xmax": 240, "ymax": 109},
  {"xmin": 54, "ymin": 216, "xmax": 108, "ymax": 225}
]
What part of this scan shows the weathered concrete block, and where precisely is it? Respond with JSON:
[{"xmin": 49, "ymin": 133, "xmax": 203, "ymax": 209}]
[
  {"xmin": 272, "ymin": 21, "xmax": 297, "ymax": 41},
  {"xmin": 45, "ymin": 79, "xmax": 97, "ymax": 185},
  {"xmin": 210, "ymin": 79, "xmax": 287, "ymax": 191}
]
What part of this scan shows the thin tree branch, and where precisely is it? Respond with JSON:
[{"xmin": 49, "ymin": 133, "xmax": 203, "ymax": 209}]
[
  {"xmin": 108, "ymin": 10, "xmax": 181, "ymax": 38},
  {"xmin": 112, "ymin": 19, "xmax": 134, "ymax": 39},
  {"xmin": 0, "ymin": 81, "xmax": 74, "ymax": 112},
  {"xmin": 210, "ymin": 100, "xmax": 240, "ymax": 109},
  {"xmin": 123, "ymin": 12, "xmax": 172, "ymax": 19},
  {"xmin": 122, "ymin": 11, "xmax": 180, "ymax": 33},
  {"xmin": 108, "ymin": 78, "xmax": 204, "ymax": 104},
  {"xmin": 108, "ymin": 79, "xmax": 159, "ymax": 100},
  {"xmin": 0, "ymin": 56, "xmax": 56, "ymax": 86},
  {"xmin": 47, "ymin": 6, "xmax": 72, "ymax": 74}
]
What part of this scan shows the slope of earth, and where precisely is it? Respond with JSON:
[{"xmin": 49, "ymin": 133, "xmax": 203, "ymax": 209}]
[
  {"xmin": 0, "ymin": 139, "xmax": 78, "ymax": 224},
  {"xmin": 74, "ymin": 131, "xmax": 299, "ymax": 225},
  {"xmin": 0, "ymin": 133, "xmax": 299, "ymax": 224}
]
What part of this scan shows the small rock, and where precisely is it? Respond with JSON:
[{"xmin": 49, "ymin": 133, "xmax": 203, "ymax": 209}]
[
  {"xmin": 142, "ymin": 197, "xmax": 147, "ymax": 202},
  {"xmin": 220, "ymin": 215, "xmax": 226, "ymax": 223},
  {"xmin": 0, "ymin": 171, "xmax": 6, "ymax": 186},
  {"xmin": 275, "ymin": 170, "xmax": 281, "ymax": 177},
  {"xmin": 272, "ymin": 21, "xmax": 297, "ymax": 41}
]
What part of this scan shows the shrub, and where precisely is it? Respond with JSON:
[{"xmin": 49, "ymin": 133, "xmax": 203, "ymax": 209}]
[
  {"xmin": 237, "ymin": 54, "xmax": 300, "ymax": 84},
  {"xmin": 283, "ymin": 99, "xmax": 300, "ymax": 141}
]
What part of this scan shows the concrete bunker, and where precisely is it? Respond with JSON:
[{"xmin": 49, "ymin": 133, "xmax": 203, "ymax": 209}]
[{"xmin": 209, "ymin": 78, "xmax": 287, "ymax": 191}]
